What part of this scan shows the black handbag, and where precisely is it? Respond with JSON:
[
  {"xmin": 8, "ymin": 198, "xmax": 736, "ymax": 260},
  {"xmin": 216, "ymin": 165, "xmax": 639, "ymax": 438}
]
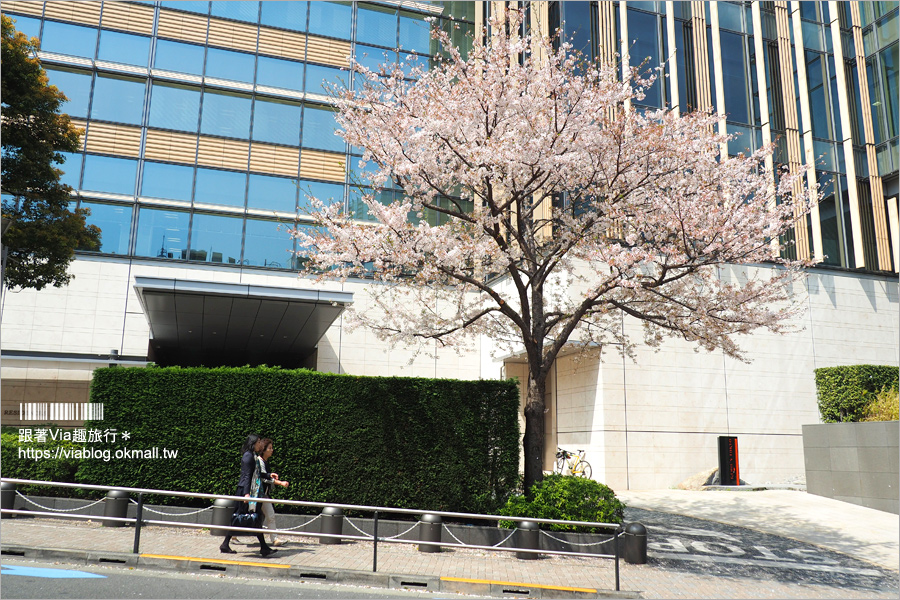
[{"xmin": 231, "ymin": 511, "xmax": 260, "ymax": 529}]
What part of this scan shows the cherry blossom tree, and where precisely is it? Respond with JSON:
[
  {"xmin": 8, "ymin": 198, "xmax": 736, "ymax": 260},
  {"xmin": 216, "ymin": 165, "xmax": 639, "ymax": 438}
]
[{"xmin": 294, "ymin": 10, "xmax": 815, "ymax": 494}]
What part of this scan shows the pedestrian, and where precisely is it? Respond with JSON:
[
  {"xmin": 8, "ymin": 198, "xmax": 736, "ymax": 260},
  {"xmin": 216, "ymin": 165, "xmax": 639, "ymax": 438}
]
[
  {"xmin": 231, "ymin": 434, "xmax": 259, "ymax": 545},
  {"xmin": 219, "ymin": 436, "xmax": 276, "ymax": 557},
  {"xmin": 256, "ymin": 438, "xmax": 289, "ymax": 546}
]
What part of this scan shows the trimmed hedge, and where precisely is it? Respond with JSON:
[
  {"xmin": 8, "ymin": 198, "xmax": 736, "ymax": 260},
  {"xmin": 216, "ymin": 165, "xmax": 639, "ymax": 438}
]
[
  {"xmin": 815, "ymin": 365, "xmax": 899, "ymax": 423},
  {"xmin": 68, "ymin": 366, "xmax": 520, "ymax": 513},
  {"xmin": 0, "ymin": 431, "xmax": 84, "ymax": 496}
]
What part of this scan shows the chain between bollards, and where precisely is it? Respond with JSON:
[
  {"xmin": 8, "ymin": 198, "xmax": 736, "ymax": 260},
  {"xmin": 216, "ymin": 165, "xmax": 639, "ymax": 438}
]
[{"xmin": 132, "ymin": 493, "xmax": 144, "ymax": 554}]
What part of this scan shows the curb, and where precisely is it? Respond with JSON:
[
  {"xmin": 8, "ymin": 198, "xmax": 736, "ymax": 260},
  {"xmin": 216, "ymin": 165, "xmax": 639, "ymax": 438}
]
[{"xmin": 0, "ymin": 544, "xmax": 642, "ymax": 599}]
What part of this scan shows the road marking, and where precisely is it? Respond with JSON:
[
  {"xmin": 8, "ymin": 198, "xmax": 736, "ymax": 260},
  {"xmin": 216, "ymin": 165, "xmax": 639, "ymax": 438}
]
[
  {"xmin": 440, "ymin": 576, "xmax": 596, "ymax": 593},
  {"xmin": 652, "ymin": 553, "xmax": 883, "ymax": 576},
  {"xmin": 1, "ymin": 564, "xmax": 106, "ymax": 579},
  {"xmin": 140, "ymin": 554, "xmax": 291, "ymax": 569}
]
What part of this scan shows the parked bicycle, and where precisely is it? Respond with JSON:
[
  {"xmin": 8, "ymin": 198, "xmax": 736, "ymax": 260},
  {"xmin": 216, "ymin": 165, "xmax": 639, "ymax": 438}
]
[{"xmin": 555, "ymin": 447, "xmax": 592, "ymax": 478}]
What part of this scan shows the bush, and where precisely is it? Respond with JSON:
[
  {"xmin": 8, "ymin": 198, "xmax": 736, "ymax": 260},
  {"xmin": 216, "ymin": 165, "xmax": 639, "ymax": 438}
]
[
  {"xmin": 0, "ymin": 431, "xmax": 84, "ymax": 497},
  {"xmin": 814, "ymin": 365, "xmax": 899, "ymax": 423},
  {"xmin": 498, "ymin": 474, "xmax": 625, "ymax": 533},
  {"xmin": 863, "ymin": 387, "xmax": 899, "ymax": 422},
  {"xmin": 66, "ymin": 366, "xmax": 520, "ymax": 514}
]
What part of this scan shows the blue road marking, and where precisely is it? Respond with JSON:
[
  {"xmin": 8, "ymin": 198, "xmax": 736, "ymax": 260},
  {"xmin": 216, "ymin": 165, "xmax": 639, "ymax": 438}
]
[{"xmin": 1, "ymin": 564, "xmax": 107, "ymax": 578}]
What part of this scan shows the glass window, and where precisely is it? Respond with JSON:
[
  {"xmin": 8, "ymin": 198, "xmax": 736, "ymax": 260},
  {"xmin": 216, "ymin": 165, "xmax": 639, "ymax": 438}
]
[
  {"xmin": 189, "ymin": 213, "xmax": 243, "ymax": 263},
  {"xmin": 40, "ymin": 20, "xmax": 97, "ymax": 58},
  {"xmin": 135, "ymin": 207, "xmax": 190, "ymax": 258},
  {"xmin": 806, "ymin": 52, "xmax": 833, "ymax": 139},
  {"xmin": 45, "ymin": 68, "xmax": 92, "ymax": 118},
  {"xmin": 720, "ymin": 31, "xmax": 750, "ymax": 125},
  {"xmin": 200, "ymin": 90, "xmax": 251, "ymax": 138},
  {"xmin": 90, "ymin": 75, "xmax": 145, "ymax": 125},
  {"xmin": 160, "ymin": 1, "xmax": 208, "ymax": 14},
  {"xmin": 97, "ymin": 30, "xmax": 151, "ymax": 66},
  {"xmin": 55, "ymin": 152, "xmax": 83, "ymax": 189},
  {"xmin": 717, "ymin": 2, "xmax": 745, "ymax": 32},
  {"xmin": 562, "ymin": 1, "xmax": 595, "ymax": 58},
  {"xmin": 260, "ymin": 1, "xmax": 307, "ymax": 31},
  {"xmin": 256, "ymin": 55, "xmax": 304, "ymax": 91},
  {"xmin": 149, "ymin": 83, "xmax": 200, "ymax": 132},
  {"xmin": 358, "ymin": 4, "xmax": 397, "ymax": 48},
  {"xmin": 297, "ymin": 180, "xmax": 343, "ymax": 213},
  {"xmin": 81, "ymin": 155, "xmax": 138, "ymax": 195},
  {"xmin": 308, "ymin": 1, "xmax": 351, "ymax": 40},
  {"xmin": 628, "ymin": 10, "xmax": 662, "ymax": 108},
  {"xmin": 398, "ymin": 10, "xmax": 432, "ymax": 54},
  {"xmin": 441, "ymin": 3, "xmax": 475, "ymax": 22},
  {"xmin": 9, "ymin": 15, "xmax": 40, "ymax": 40},
  {"xmin": 253, "ymin": 98, "xmax": 301, "ymax": 145},
  {"xmin": 305, "ymin": 62, "xmax": 348, "ymax": 95},
  {"xmin": 154, "ymin": 39, "xmax": 205, "ymax": 76},
  {"xmin": 879, "ymin": 46, "xmax": 898, "ymax": 140},
  {"xmin": 205, "ymin": 47, "xmax": 255, "ymax": 83},
  {"xmin": 244, "ymin": 218, "xmax": 295, "ymax": 267},
  {"xmin": 79, "ymin": 201, "xmax": 132, "ymax": 255},
  {"xmin": 247, "ymin": 174, "xmax": 297, "ymax": 212},
  {"xmin": 302, "ymin": 105, "xmax": 344, "ymax": 152},
  {"xmin": 193, "ymin": 167, "xmax": 246, "ymax": 207},
  {"xmin": 141, "ymin": 162, "xmax": 195, "ymax": 202},
  {"xmin": 211, "ymin": 1, "xmax": 259, "ymax": 23}
]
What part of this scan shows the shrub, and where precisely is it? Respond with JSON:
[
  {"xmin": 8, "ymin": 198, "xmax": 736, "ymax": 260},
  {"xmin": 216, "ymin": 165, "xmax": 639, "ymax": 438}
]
[
  {"xmin": 0, "ymin": 431, "xmax": 84, "ymax": 497},
  {"xmin": 863, "ymin": 387, "xmax": 900, "ymax": 422},
  {"xmin": 814, "ymin": 365, "xmax": 899, "ymax": 423},
  {"xmin": 498, "ymin": 474, "xmax": 625, "ymax": 533}
]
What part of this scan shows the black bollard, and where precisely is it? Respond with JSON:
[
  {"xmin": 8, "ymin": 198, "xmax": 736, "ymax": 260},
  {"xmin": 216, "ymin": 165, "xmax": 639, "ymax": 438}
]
[
  {"xmin": 1, "ymin": 482, "xmax": 16, "ymax": 518},
  {"xmin": 418, "ymin": 514, "xmax": 442, "ymax": 553},
  {"xmin": 515, "ymin": 521, "xmax": 540, "ymax": 560},
  {"xmin": 103, "ymin": 490, "xmax": 130, "ymax": 527},
  {"xmin": 320, "ymin": 506, "xmax": 343, "ymax": 545},
  {"xmin": 210, "ymin": 499, "xmax": 236, "ymax": 536},
  {"xmin": 623, "ymin": 522, "xmax": 648, "ymax": 564}
]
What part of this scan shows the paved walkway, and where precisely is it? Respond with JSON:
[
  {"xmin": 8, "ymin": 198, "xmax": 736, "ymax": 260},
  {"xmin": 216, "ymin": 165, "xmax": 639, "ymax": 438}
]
[{"xmin": 2, "ymin": 488, "xmax": 898, "ymax": 599}]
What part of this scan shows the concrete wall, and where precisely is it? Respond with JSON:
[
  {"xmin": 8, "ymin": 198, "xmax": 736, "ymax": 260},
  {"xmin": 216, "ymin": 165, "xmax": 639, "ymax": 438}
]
[{"xmin": 802, "ymin": 421, "xmax": 900, "ymax": 514}]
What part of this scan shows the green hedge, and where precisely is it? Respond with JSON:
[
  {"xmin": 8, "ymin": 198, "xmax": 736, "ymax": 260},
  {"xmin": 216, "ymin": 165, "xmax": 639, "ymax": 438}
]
[
  {"xmin": 815, "ymin": 365, "xmax": 899, "ymax": 423},
  {"xmin": 61, "ymin": 366, "xmax": 520, "ymax": 513},
  {"xmin": 1, "ymin": 431, "xmax": 84, "ymax": 496}
]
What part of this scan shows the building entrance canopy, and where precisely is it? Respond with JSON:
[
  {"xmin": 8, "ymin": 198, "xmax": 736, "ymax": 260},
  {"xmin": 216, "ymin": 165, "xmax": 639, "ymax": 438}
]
[{"xmin": 133, "ymin": 277, "xmax": 351, "ymax": 368}]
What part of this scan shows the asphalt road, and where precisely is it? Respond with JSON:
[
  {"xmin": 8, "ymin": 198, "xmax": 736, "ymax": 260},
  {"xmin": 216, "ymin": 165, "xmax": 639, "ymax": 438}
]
[
  {"xmin": 0, "ymin": 558, "xmax": 488, "ymax": 600},
  {"xmin": 626, "ymin": 506, "xmax": 899, "ymax": 595}
]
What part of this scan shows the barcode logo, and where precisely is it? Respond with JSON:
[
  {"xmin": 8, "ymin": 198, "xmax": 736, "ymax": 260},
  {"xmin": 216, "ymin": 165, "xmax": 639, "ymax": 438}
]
[{"xmin": 19, "ymin": 403, "xmax": 104, "ymax": 421}]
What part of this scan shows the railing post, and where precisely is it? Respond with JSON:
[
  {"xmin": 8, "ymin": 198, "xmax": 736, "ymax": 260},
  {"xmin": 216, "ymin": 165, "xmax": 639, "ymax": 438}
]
[
  {"xmin": 614, "ymin": 524, "xmax": 621, "ymax": 591},
  {"xmin": 372, "ymin": 510, "xmax": 379, "ymax": 573},
  {"xmin": 132, "ymin": 493, "xmax": 144, "ymax": 554}
]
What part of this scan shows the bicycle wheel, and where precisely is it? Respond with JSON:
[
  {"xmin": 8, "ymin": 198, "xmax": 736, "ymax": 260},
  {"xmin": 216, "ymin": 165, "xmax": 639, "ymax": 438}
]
[
  {"xmin": 555, "ymin": 454, "xmax": 566, "ymax": 473},
  {"xmin": 575, "ymin": 461, "xmax": 592, "ymax": 479}
]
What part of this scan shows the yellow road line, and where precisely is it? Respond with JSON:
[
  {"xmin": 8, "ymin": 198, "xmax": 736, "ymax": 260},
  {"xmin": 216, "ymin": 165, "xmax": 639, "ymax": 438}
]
[
  {"xmin": 140, "ymin": 553, "xmax": 291, "ymax": 569},
  {"xmin": 440, "ymin": 576, "xmax": 596, "ymax": 593}
]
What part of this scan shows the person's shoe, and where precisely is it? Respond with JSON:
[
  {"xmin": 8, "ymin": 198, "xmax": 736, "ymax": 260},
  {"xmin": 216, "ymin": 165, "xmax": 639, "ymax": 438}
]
[
  {"xmin": 260, "ymin": 546, "xmax": 277, "ymax": 557},
  {"xmin": 219, "ymin": 543, "xmax": 236, "ymax": 554},
  {"xmin": 270, "ymin": 538, "xmax": 284, "ymax": 546}
]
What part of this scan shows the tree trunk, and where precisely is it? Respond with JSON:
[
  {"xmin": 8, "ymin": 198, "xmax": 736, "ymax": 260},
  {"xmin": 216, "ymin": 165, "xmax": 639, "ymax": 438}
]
[{"xmin": 522, "ymin": 372, "xmax": 547, "ymax": 497}]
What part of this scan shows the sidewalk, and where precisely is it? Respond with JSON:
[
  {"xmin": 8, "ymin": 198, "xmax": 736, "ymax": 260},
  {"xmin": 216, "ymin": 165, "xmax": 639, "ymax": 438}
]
[{"xmin": 2, "ymin": 488, "xmax": 898, "ymax": 599}]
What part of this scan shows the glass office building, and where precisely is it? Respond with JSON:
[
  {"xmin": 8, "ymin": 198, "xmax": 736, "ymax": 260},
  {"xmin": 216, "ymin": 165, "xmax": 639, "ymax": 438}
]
[{"xmin": 1, "ymin": 1, "xmax": 897, "ymax": 490}]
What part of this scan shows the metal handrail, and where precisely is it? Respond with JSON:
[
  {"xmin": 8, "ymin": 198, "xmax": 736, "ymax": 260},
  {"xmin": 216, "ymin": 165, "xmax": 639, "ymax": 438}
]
[{"xmin": 1, "ymin": 477, "xmax": 624, "ymax": 590}]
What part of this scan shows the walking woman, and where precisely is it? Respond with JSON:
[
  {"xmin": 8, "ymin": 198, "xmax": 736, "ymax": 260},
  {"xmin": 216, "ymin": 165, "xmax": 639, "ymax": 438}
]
[
  {"xmin": 257, "ymin": 438, "xmax": 289, "ymax": 546},
  {"xmin": 219, "ymin": 436, "xmax": 276, "ymax": 557}
]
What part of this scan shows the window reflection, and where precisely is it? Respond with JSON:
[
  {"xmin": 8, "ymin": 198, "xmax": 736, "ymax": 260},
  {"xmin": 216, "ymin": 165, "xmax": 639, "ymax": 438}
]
[
  {"xmin": 201, "ymin": 90, "xmax": 251, "ymax": 138},
  {"xmin": 135, "ymin": 207, "xmax": 190, "ymax": 258},
  {"xmin": 45, "ymin": 68, "xmax": 92, "ymax": 118},
  {"xmin": 81, "ymin": 155, "xmax": 138, "ymax": 195},
  {"xmin": 41, "ymin": 20, "xmax": 97, "ymax": 58},
  {"xmin": 9, "ymin": 15, "xmax": 40, "ymax": 40},
  {"xmin": 194, "ymin": 167, "xmax": 246, "ymax": 207},
  {"xmin": 154, "ymin": 39, "xmax": 205, "ymax": 76},
  {"xmin": 160, "ymin": 1, "xmax": 209, "ymax": 14},
  {"xmin": 248, "ymin": 174, "xmax": 298, "ymax": 213},
  {"xmin": 142, "ymin": 162, "xmax": 195, "ymax": 202},
  {"xmin": 244, "ymin": 218, "xmax": 296, "ymax": 268},
  {"xmin": 357, "ymin": 4, "xmax": 397, "ymax": 48},
  {"xmin": 149, "ymin": 83, "xmax": 200, "ymax": 132},
  {"xmin": 398, "ymin": 10, "xmax": 432, "ymax": 54},
  {"xmin": 55, "ymin": 152, "xmax": 83, "ymax": 189},
  {"xmin": 297, "ymin": 179, "xmax": 343, "ymax": 213},
  {"xmin": 305, "ymin": 62, "xmax": 348, "ymax": 95},
  {"xmin": 720, "ymin": 31, "xmax": 750, "ymax": 125},
  {"xmin": 91, "ymin": 75, "xmax": 145, "ymax": 125},
  {"xmin": 302, "ymin": 105, "xmax": 344, "ymax": 152},
  {"xmin": 257, "ymin": 56, "xmax": 305, "ymax": 91},
  {"xmin": 211, "ymin": 1, "xmax": 259, "ymax": 23},
  {"xmin": 253, "ymin": 98, "xmax": 302, "ymax": 145},
  {"xmin": 260, "ymin": 1, "xmax": 307, "ymax": 31},
  {"xmin": 206, "ymin": 47, "xmax": 255, "ymax": 83},
  {"xmin": 78, "ymin": 201, "xmax": 133, "ymax": 254},
  {"xmin": 98, "ymin": 30, "xmax": 151, "ymax": 66},
  {"xmin": 189, "ymin": 213, "xmax": 243, "ymax": 263},
  {"xmin": 308, "ymin": 1, "xmax": 351, "ymax": 40}
]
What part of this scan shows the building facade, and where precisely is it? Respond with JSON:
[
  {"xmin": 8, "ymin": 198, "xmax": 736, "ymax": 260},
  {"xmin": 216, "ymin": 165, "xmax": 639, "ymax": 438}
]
[{"xmin": 1, "ymin": 1, "xmax": 897, "ymax": 490}]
